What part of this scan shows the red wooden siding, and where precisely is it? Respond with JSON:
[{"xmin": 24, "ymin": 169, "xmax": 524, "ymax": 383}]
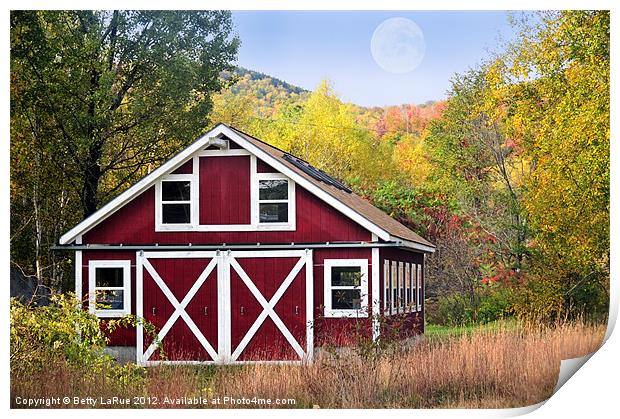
[
  {"xmin": 84, "ymin": 185, "xmax": 370, "ymax": 244},
  {"xmin": 312, "ymin": 248, "xmax": 373, "ymax": 346},
  {"xmin": 171, "ymin": 160, "xmax": 193, "ymax": 174},
  {"xmin": 199, "ymin": 156, "xmax": 251, "ymax": 225},
  {"xmin": 256, "ymin": 158, "xmax": 277, "ymax": 173}
]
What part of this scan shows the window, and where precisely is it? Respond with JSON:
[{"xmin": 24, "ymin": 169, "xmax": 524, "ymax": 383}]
[
  {"xmin": 405, "ymin": 263, "xmax": 411, "ymax": 312},
  {"xmin": 258, "ymin": 179, "xmax": 289, "ymax": 223},
  {"xmin": 89, "ymin": 260, "xmax": 131, "ymax": 317},
  {"xmin": 383, "ymin": 260, "xmax": 390, "ymax": 314},
  {"xmin": 391, "ymin": 261, "xmax": 398, "ymax": 313},
  {"xmin": 411, "ymin": 263, "xmax": 417, "ymax": 311},
  {"xmin": 161, "ymin": 180, "xmax": 191, "ymax": 224},
  {"xmin": 417, "ymin": 264, "xmax": 423, "ymax": 312},
  {"xmin": 398, "ymin": 262, "xmax": 405, "ymax": 311},
  {"xmin": 324, "ymin": 259, "xmax": 368, "ymax": 318}
]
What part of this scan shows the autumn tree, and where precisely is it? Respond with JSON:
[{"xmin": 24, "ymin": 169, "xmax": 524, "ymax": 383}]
[{"xmin": 491, "ymin": 11, "xmax": 610, "ymax": 320}]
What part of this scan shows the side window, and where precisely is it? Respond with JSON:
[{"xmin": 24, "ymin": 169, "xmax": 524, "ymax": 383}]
[
  {"xmin": 88, "ymin": 260, "xmax": 131, "ymax": 317},
  {"xmin": 417, "ymin": 264, "xmax": 423, "ymax": 312},
  {"xmin": 391, "ymin": 261, "xmax": 398, "ymax": 314},
  {"xmin": 324, "ymin": 259, "xmax": 368, "ymax": 318},
  {"xmin": 258, "ymin": 179, "xmax": 289, "ymax": 223},
  {"xmin": 383, "ymin": 260, "xmax": 390, "ymax": 314},
  {"xmin": 161, "ymin": 180, "xmax": 192, "ymax": 224}
]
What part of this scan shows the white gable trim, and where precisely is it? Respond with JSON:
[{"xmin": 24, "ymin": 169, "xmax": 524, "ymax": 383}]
[{"xmin": 60, "ymin": 124, "xmax": 394, "ymax": 244}]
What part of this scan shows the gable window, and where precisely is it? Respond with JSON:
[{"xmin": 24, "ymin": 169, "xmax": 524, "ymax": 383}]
[
  {"xmin": 259, "ymin": 179, "xmax": 289, "ymax": 223},
  {"xmin": 253, "ymin": 168, "xmax": 295, "ymax": 229},
  {"xmin": 324, "ymin": 259, "xmax": 368, "ymax": 318},
  {"xmin": 161, "ymin": 180, "xmax": 191, "ymax": 224},
  {"xmin": 88, "ymin": 260, "xmax": 131, "ymax": 317}
]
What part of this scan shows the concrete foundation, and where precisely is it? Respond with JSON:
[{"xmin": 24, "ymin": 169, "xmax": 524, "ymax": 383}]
[{"xmin": 104, "ymin": 346, "xmax": 136, "ymax": 364}]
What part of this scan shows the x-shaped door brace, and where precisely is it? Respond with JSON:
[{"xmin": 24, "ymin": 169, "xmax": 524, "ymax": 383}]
[
  {"xmin": 142, "ymin": 257, "xmax": 218, "ymax": 362},
  {"xmin": 229, "ymin": 256, "xmax": 306, "ymax": 360}
]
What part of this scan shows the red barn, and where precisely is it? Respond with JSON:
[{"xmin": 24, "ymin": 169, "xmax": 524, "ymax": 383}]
[{"xmin": 58, "ymin": 123, "xmax": 435, "ymax": 365}]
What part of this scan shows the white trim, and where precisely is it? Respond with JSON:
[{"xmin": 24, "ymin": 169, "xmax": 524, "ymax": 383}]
[
  {"xmin": 155, "ymin": 174, "xmax": 196, "ymax": 230},
  {"xmin": 74, "ymin": 236, "xmax": 82, "ymax": 304},
  {"xmin": 252, "ymin": 166, "xmax": 296, "ymax": 230},
  {"xmin": 398, "ymin": 261, "xmax": 404, "ymax": 312},
  {"xmin": 59, "ymin": 124, "xmax": 398, "ymax": 245},
  {"xmin": 390, "ymin": 236, "xmax": 436, "ymax": 253},
  {"xmin": 305, "ymin": 250, "xmax": 314, "ymax": 361},
  {"xmin": 323, "ymin": 259, "xmax": 369, "ymax": 318},
  {"xmin": 136, "ymin": 251, "xmax": 144, "ymax": 365},
  {"xmin": 390, "ymin": 261, "xmax": 398, "ymax": 314},
  {"xmin": 198, "ymin": 149, "xmax": 250, "ymax": 157},
  {"xmin": 417, "ymin": 263, "xmax": 423, "ymax": 313},
  {"xmin": 405, "ymin": 262, "xmax": 411, "ymax": 312},
  {"xmin": 371, "ymin": 243, "xmax": 380, "ymax": 341},
  {"xmin": 383, "ymin": 259, "xmax": 390, "ymax": 315},
  {"xmin": 88, "ymin": 260, "xmax": 131, "ymax": 318}
]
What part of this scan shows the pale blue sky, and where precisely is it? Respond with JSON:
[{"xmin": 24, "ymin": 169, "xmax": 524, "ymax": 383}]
[{"xmin": 232, "ymin": 11, "xmax": 517, "ymax": 107}]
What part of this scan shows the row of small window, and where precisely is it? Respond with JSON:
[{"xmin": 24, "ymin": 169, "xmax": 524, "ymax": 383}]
[
  {"xmin": 384, "ymin": 260, "xmax": 422, "ymax": 315},
  {"xmin": 160, "ymin": 179, "xmax": 290, "ymax": 224}
]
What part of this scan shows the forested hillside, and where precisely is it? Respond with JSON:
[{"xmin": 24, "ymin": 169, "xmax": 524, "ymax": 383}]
[
  {"xmin": 11, "ymin": 10, "xmax": 609, "ymax": 325},
  {"xmin": 210, "ymin": 11, "xmax": 610, "ymax": 324}
]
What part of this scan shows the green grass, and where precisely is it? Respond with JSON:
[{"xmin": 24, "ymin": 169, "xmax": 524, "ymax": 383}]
[{"xmin": 425, "ymin": 318, "xmax": 518, "ymax": 340}]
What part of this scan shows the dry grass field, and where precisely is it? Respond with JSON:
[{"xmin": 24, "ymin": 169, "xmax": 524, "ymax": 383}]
[{"xmin": 11, "ymin": 321, "xmax": 605, "ymax": 409}]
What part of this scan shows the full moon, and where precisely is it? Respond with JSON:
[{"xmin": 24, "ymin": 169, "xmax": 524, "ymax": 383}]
[{"xmin": 370, "ymin": 17, "xmax": 426, "ymax": 74}]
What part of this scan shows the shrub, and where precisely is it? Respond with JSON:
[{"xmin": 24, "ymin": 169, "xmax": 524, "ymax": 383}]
[
  {"xmin": 429, "ymin": 286, "xmax": 513, "ymax": 326},
  {"xmin": 10, "ymin": 293, "xmax": 146, "ymax": 404}
]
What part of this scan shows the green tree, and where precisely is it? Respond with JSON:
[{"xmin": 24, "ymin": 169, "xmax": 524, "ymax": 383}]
[
  {"xmin": 11, "ymin": 11, "xmax": 239, "ymax": 286},
  {"xmin": 11, "ymin": 10, "xmax": 239, "ymax": 217}
]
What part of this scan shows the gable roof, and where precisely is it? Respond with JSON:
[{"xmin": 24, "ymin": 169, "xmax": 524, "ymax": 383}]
[{"xmin": 59, "ymin": 123, "xmax": 435, "ymax": 252}]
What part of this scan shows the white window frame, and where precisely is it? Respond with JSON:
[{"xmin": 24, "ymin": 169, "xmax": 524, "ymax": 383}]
[
  {"xmin": 252, "ymin": 168, "xmax": 296, "ymax": 231},
  {"xmin": 398, "ymin": 262, "xmax": 405, "ymax": 312},
  {"xmin": 417, "ymin": 264, "xmax": 423, "ymax": 312},
  {"xmin": 154, "ymin": 153, "xmax": 297, "ymax": 232},
  {"xmin": 323, "ymin": 259, "xmax": 369, "ymax": 318},
  {"xmin": 155, "ymin": 165, "xmax": 198, "ymax": 230},
  {"xmin": 88, "ymin": 260, "xmax": 131, "ymax": 318},
  {"xmin": 383, "ymin": 259, "xmax": 390, "ymax": 314},
  {"xmin": 405, "ymin": 262, "xmax": 411, "ymax": 312},
  {"xmin": 390, "ymin": 260, "xmax": 398, "ymax": 314}
]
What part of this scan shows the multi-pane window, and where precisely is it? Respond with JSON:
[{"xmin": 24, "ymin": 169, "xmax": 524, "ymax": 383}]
[
  {"xmin": 89, "ymin": 260, "xmax": 131, "ymax": 317},
  {"xmin": 324, "ymin": 259, "xmax": 368, "ymax": 318},
  {"xmin": 391, "ymin": 261, "xmax": 398, "ymax": 313},
  {"xmin": 258, "ymin": 179, "xmax": 289, "ymax": 223},
  {"xmin": 412, "ymin": 263, "xmax": 418, "ymax": 311},
  {"xmin": 383, "ymin": 259, "xmax": 423, "ymax": 315},
  {"xmin": 383, "ymin": 260, "xmax": 391, "ymax": 313},
  {"xmin": 161, "ymin": 180, "xmax": 192, "ymax": 224},
  {"xmin": 417, "ymin": 264, "xmax": 423, "ymax": 312},
  {"xmin": 405, "ymin": 263, "xmax": 412, "ymax": 311}
]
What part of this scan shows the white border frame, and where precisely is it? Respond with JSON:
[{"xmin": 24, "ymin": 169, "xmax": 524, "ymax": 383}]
[
  {"xmin": 323, "ymin": 258, "xmax": 369, "ymax": 318},
  {"xmin": 88, "ymin": 259, "xmax": 131, "ymax": 318}
]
